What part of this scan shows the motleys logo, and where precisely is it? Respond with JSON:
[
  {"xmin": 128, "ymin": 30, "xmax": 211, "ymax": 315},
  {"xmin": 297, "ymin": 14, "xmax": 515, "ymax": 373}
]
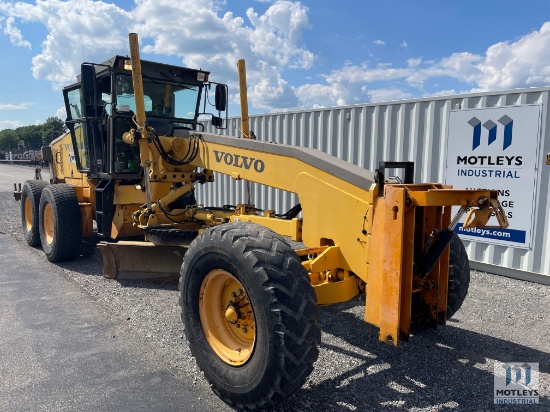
[
  {"xmin": 468, "ymin": 115, "xmax": 513, "ymax": 150},
  {"xmin": 456, "ymin": 114, "xmax": 522, "ymax": 166},
  {"xmin": 506, "ymin": 363, "xmax": 532, "ymax": 386},
  {"xmin": 494, "ymin": 362, "xmax": 539, "ymax": 404}
]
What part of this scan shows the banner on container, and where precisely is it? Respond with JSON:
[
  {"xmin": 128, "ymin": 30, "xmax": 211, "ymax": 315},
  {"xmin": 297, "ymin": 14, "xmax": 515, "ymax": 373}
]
[{"xmin": 445, "ymin": 105, "xmax": 541, "ymax": 249}]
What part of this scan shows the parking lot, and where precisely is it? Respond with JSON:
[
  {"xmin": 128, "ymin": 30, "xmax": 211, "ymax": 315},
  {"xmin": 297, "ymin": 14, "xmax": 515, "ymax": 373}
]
[{"xmin": 0, "ymin": 164, "xmax": 548, "ymax": 411}]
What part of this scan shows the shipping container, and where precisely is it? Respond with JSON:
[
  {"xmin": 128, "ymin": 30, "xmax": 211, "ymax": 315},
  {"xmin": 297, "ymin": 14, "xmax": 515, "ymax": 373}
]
[{"xmin": 201, "ymin": 86, "xmax": 550, "ymax": 285}]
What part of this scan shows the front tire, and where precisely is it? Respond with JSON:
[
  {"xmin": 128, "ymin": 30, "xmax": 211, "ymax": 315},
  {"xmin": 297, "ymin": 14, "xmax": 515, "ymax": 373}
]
[
  {"xmin": 38, "ymin": 185, "xmax": 82, "ymax": 262},
  {"xmin": 180, "ymin": 222, "xmax": 320, "ymax": 409},
  {"xmin": 446, "ymin": 233, "xmax": 470, "ymax": 319},
  {"xmin": 21, "ymin": 180, "xmax": 48, "ymax": 246}
]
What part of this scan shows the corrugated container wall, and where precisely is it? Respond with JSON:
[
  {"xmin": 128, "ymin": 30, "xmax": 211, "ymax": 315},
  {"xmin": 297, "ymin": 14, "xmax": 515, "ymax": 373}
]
[{"xmin": 201, "ymin": 87, "xmax": 550, "ymax": 284}]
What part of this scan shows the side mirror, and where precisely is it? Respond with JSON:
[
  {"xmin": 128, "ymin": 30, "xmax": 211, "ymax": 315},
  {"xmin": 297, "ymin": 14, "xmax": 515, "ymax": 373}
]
[
  {"xmin": 81, "ymin": 63, "xmax": 96, "ymax": 117},
  {"xmin": 41, "ymin": 146, "xmax": 52, "ymax": 163},
  {"xmin": 215, "ymin": 84, "xmax": 227, "ymax": 112},
  {"xmin": 212, "ymin": 115, "xmax": 223, "ymax": 128}
]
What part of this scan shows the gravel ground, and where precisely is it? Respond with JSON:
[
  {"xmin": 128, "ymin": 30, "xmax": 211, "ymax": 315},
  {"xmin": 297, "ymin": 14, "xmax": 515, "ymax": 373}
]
[{"xmin": 0, "ymin": 186, "xmax": 548, "ymax": 411}]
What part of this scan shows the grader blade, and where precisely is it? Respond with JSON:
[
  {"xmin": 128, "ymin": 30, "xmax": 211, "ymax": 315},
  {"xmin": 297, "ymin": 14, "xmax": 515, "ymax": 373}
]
[{"xmin": 98, "ymin": 241, "xmax": 186, "ymax": 281}]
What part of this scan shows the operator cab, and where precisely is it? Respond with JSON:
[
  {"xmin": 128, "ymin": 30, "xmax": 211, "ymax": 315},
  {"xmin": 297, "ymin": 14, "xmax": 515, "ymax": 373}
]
[{"xmin": 62, "ymin": 55, "xmax": 227, "ymax": 179}]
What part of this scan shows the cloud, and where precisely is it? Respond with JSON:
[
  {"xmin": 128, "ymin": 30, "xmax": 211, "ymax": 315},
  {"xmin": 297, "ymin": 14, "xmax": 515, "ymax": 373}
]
[
  {"xmin": 368, "ymin": 88, "xmax": 413, "ymax": 102},
  {"xmin": 3, "ymin": 16, "xmax": 30, "ymax": 48},
  {"xmin": 297, "ymin": 83, "xmax": 345, "ymax": 108},
  {"xmin": 0, "ymin": 102, "xmax": 30, "ymax": 110},
  {"xmin": 55, "ymin": 105, "xmax": 66, "ymax": 120},
  {"xmin": 247, "ymin": 62, "xmax": 300, "ymax": 109},
  {"xmin": 294, "ymin": 53, "xmax": 480, "ymax": 107},
  {"xmin": 132, "ymin": 0, "xmax": 312, "ymax": 109},
  {"xmin": 1, "ymin": 0, "xmax": 132, "ymax": 88},
  {"xmin": 295, "ymin": 22, "xmax": 550, "ymax": 108},
  {"xmin": 0, "ymin": 0, "xmax": 313, "ymax": 111},
  {"xmin": 0, "ymin": 120, "xmax": 23, "ymax": 130},
  {"xmin": 424, "ymin": 89, "xmax": 459, "ymax": 98},
  {"xmin": 476, "ymin": 21, "xmax": 550, "ymax": 90},
  {"xmin": 2, "ymin": 1, "xmax": 550, "ymax": 116},
  {"xmin": 407, "ymin": 57, "xmax": 421, "ymax": 68},
  {"xmin": 404, "ymin": 52, "xmax": 482, "ymax": 87},
  {"xmin": 245, "ymin": 1, "xmax": 313, "ymax": 68}
]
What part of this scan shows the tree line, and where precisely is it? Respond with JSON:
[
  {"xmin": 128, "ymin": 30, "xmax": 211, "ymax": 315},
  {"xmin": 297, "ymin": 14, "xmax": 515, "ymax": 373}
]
[{"xmin": 0, "ymin": 117, "xmax": 67, "ymax": 152}]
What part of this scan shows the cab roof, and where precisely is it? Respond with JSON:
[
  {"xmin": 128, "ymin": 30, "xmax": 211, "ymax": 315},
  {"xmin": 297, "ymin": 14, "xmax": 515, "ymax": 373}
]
[{"xmin": 74, "ymin": 55, "xmax": 209, "ymax": 86}]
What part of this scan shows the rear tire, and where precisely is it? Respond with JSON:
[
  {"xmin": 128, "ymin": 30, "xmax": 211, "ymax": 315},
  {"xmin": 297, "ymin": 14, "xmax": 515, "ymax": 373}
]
[
  {"xmin": 38, "ymin": 184, "xmax": 82, "ymax": 262},
  {"xmin": 21, "ymin": 180, "xmax": 48, "ymax": 246},
  {"xmin": 180, "ymin": 222, "xmax": 320, "ymax": 409},
  {"xmin": 446, "ymin": 233, "xmax": 470, "ymax": 319}
]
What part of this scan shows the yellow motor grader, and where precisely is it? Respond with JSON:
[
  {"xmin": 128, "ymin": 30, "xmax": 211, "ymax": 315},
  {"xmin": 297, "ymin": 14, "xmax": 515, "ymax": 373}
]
[{"xmin": 16, "ymin": 34, "xmax": 508, "ymax": 409}]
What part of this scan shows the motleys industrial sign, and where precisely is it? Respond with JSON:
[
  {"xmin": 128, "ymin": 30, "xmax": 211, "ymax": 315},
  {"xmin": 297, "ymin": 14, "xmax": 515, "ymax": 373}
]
[{"xmin": 445, "ymin": 105, "xmax": 541, "ymax": 249}]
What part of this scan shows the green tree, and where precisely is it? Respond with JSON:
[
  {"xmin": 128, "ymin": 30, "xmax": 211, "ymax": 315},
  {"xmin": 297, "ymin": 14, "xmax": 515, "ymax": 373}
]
[
  {"xmin": 0, "ymin": 116, "xmax": 67, "ymax": 152},
  {"xmin": 0, "ymin": 129, "xmax": 19, "ymax": 151},
  {"xmin": 18, "ymin": 125, "xmax": 43, "ymax": 150},
  {"xmin": 41, "ymin": 116, "xmax": 67, "ymax": 146}
]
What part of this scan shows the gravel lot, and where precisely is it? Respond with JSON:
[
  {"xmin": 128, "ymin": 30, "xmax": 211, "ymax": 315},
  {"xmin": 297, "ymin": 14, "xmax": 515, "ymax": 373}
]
[{"xmin": 0, "ymin": 177, "xmax": 548, "ymax": 411}]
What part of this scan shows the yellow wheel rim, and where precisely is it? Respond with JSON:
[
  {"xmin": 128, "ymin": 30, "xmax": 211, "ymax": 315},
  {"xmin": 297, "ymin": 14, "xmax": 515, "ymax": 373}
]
[
  {"xmin": 24, "ymin": 197, "xmax": 33, "ymax": 231},
  {"xmin": 43, "ymin": 203, "xmax": 55, "ymax": 245},
  {"xmin": 199, "ymin": 269, "xmax": 256, "ymax": 366}
]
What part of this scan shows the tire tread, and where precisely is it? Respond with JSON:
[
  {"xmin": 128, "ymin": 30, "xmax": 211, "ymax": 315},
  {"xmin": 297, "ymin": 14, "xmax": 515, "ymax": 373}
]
[
  {"xmin": 39, "ymin": 184, "xmax": 82, "ymax": 262},
  {"xmin": 447, "ymin": 233, "xmax": 470, "ymax": 319},
  {"xmin": 21, "ymin": 180, "xmax": 48, "ymax": 246},
  {"xmin": 179, "ymin": 222, "xmax": 320, "ymax": 409}
]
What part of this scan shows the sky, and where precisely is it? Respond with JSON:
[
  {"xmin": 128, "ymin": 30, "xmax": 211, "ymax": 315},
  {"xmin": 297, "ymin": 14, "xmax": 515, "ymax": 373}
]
[{"xmin": 2, "ymin": 0, "xmax": 550, "ymax": 130}]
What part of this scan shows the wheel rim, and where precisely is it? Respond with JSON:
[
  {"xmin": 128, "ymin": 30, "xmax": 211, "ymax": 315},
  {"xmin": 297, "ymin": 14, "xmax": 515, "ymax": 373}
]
[
  {"xmin": 43, "ymin": 203, "xmax": 54, "ymax": 245},
  {"xmin": 24, "ymin": 197, "xmax": 33, "ymax": 231},
  {"xmin": 199, "ymin": 269, "xmax": 256, "ymax": 366}
]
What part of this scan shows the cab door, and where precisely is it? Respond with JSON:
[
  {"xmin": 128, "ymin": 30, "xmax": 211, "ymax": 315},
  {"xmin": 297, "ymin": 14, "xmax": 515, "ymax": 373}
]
[{"xmin": 63, "ymin": 85, "xmax": 91, "ymax": 173}]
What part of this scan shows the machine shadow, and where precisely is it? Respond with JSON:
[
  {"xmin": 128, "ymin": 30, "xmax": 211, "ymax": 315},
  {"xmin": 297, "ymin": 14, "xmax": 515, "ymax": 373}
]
[
  {"xmin": 59, "ymin": 243, "xmax": 547, "ymax": 411},
  {"xmin": 275, "ymin": 296, "xmax": 549, "ymax": 411},
  {"xmin": 56, "ymin": 241, "xmax": 180, "ymax": 291}
]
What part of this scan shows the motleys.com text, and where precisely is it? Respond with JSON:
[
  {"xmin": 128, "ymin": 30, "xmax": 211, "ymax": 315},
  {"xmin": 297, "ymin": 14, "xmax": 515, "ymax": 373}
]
[{"xmin": 458, "ymin": 226, "xmax": 511, "ymax": 238}]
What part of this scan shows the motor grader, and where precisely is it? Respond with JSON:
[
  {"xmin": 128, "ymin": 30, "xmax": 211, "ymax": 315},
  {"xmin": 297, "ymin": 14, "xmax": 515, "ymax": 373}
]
[{"xmin": 15, "ymin": 34, "xmax": 509, "ymax": 409}]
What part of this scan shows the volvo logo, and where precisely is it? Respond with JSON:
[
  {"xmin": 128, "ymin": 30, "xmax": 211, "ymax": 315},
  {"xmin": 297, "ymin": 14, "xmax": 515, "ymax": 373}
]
[{"xmin": 213, "ymin": 150, "xmax": 265, "ymax": 173}]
